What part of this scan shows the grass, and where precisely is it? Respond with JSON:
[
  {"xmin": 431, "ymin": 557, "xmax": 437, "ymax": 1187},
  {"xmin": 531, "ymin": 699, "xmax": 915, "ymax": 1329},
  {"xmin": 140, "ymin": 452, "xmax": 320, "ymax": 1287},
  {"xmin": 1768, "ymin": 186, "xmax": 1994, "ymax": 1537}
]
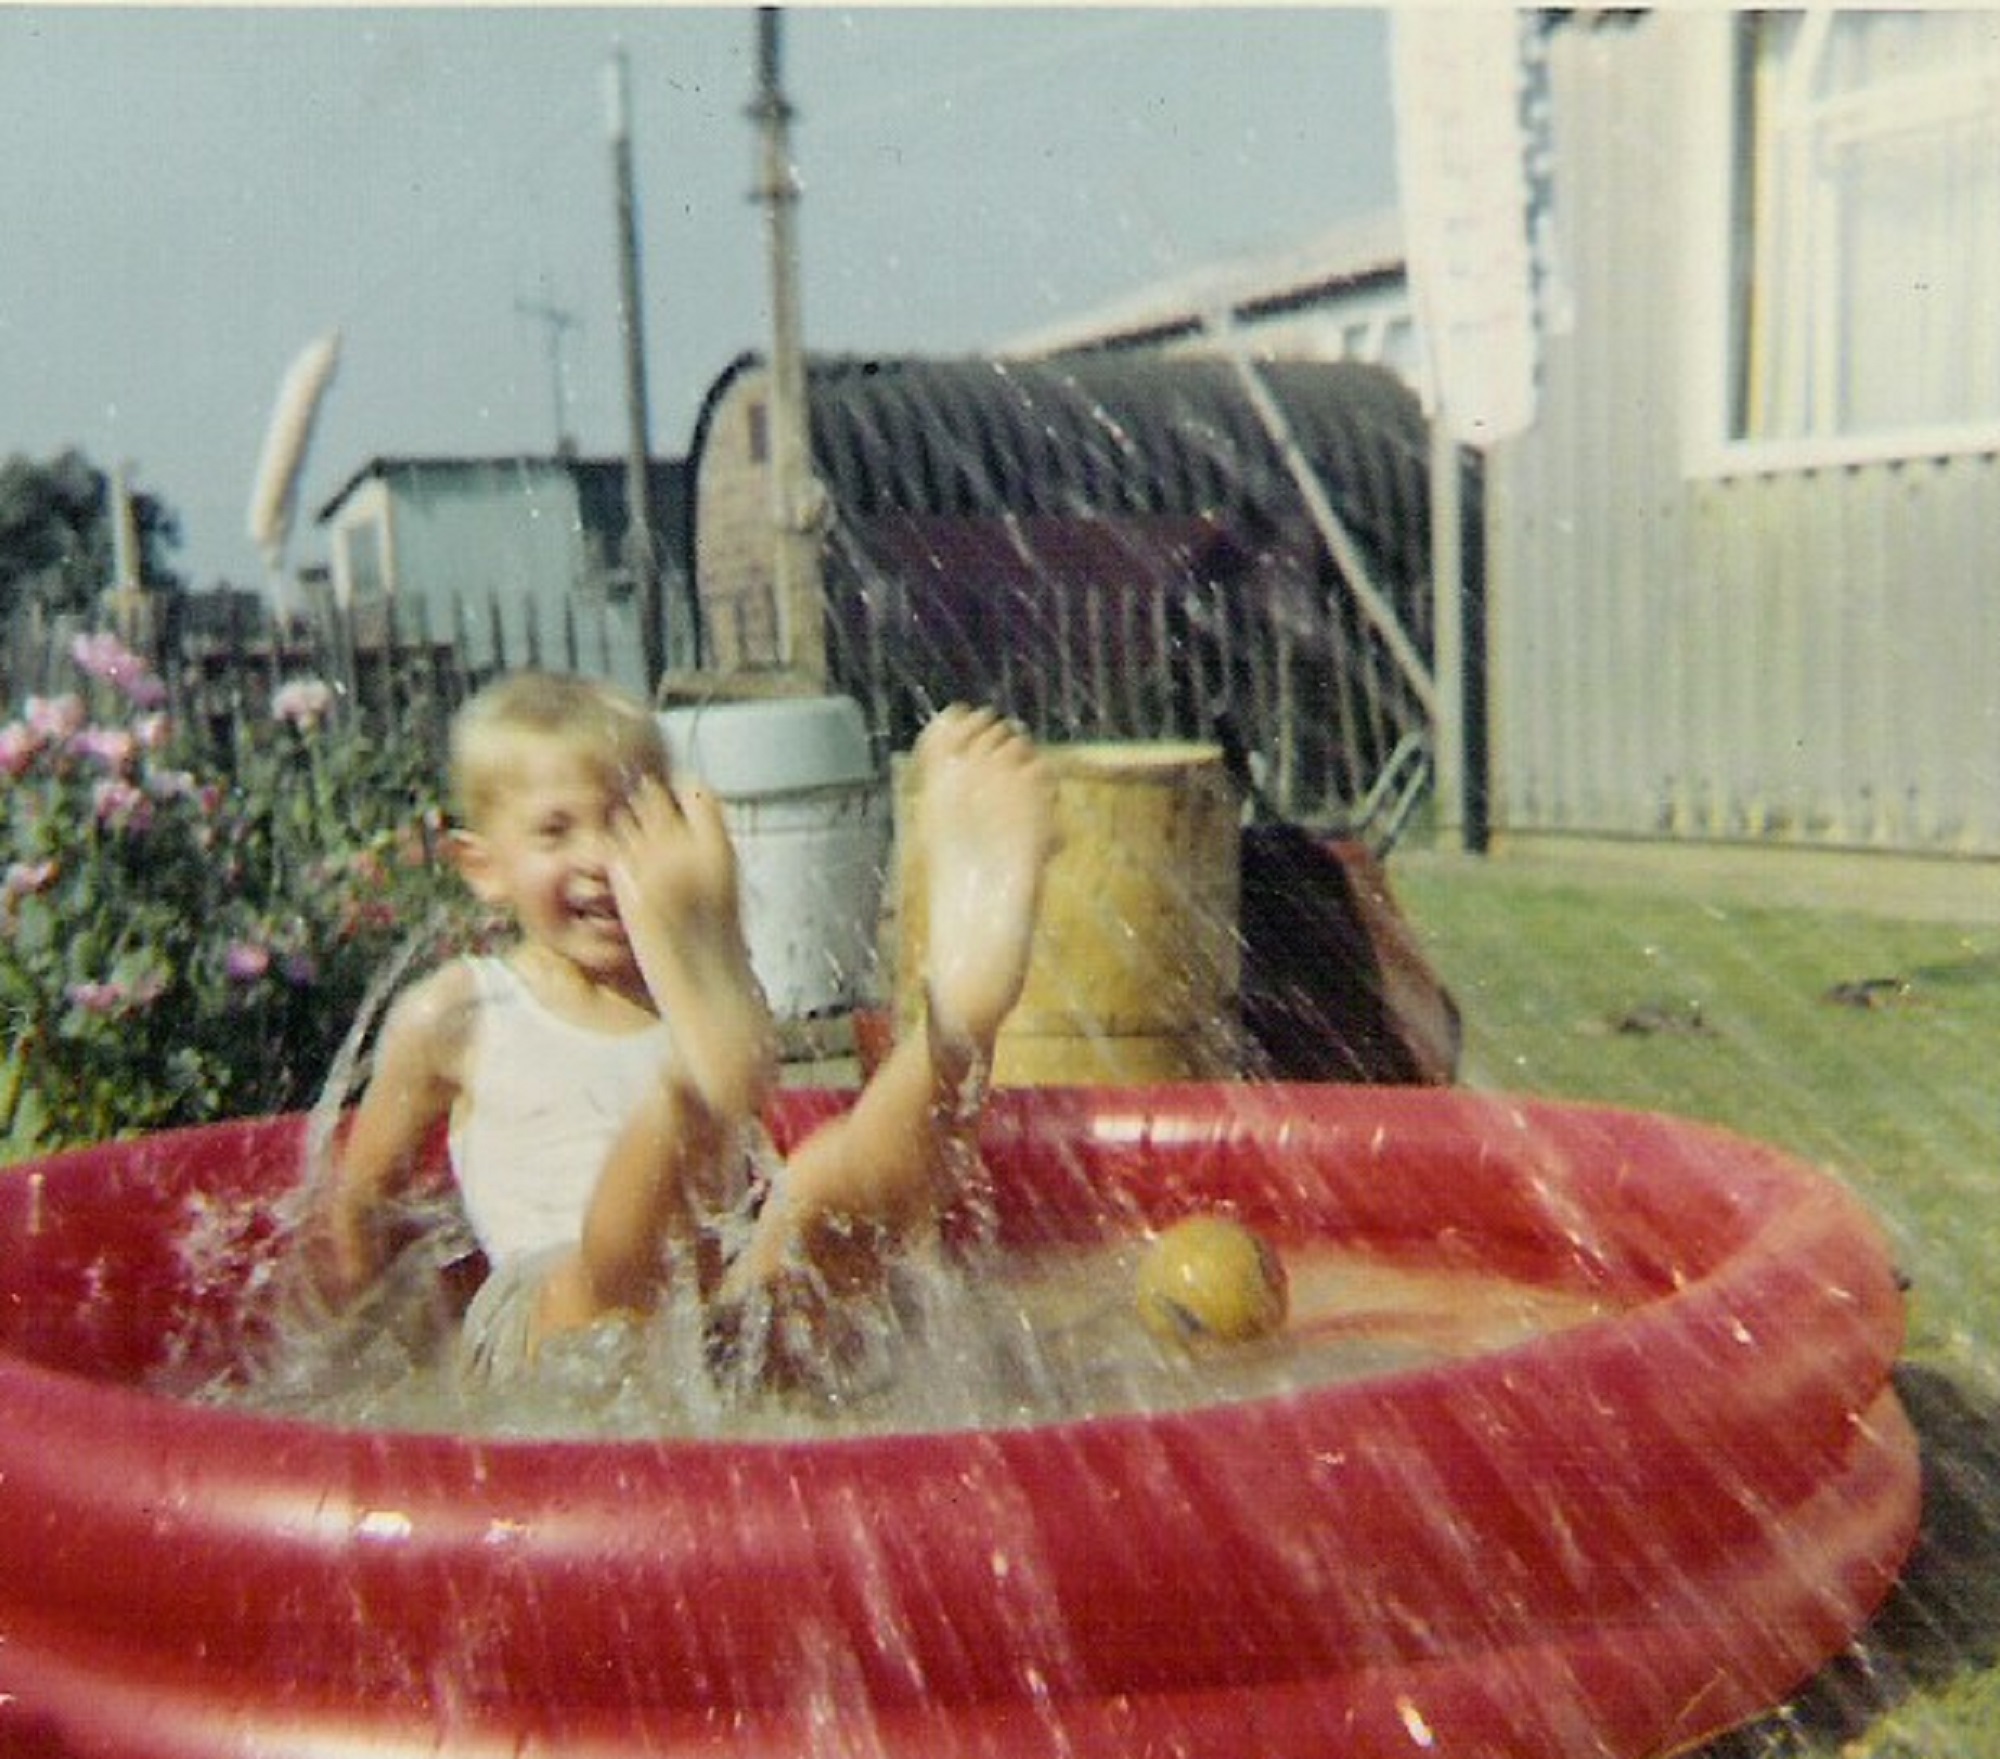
[{"xmin": 1390, "ymin": 851, "xmax": 2000, "ymax": 1758}]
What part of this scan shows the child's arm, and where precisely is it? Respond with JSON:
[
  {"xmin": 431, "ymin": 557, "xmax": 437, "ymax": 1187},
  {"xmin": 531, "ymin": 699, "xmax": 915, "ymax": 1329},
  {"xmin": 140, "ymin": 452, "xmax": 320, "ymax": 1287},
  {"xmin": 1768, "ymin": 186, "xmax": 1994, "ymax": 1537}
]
[
  {"xmin": 548, "ymin": 1065, "xmax": 731, "ymax": 1325},
  {"xmin": 315, "ymin": 964, "xmax": 473, "ymax": 1303}
]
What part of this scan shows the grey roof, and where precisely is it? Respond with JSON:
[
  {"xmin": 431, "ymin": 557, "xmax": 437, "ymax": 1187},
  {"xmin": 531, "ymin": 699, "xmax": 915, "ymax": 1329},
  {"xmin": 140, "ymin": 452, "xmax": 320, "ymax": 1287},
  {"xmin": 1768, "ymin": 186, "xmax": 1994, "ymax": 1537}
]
[
  {"xmin": 315, "ymin": 453, "xmax": 690, "ymax": 548},
  {"xmin": 1001, "ymin": 210, "xmax": 1407, "ymax": 358}
]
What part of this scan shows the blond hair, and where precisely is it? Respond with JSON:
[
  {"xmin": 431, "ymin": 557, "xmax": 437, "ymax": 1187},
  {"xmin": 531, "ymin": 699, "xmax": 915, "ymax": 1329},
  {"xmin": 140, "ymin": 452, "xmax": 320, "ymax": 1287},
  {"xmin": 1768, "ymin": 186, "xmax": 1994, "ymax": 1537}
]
[{"xmin": 448, "ymin": 670, "xmax": 671, "ymax": 828}]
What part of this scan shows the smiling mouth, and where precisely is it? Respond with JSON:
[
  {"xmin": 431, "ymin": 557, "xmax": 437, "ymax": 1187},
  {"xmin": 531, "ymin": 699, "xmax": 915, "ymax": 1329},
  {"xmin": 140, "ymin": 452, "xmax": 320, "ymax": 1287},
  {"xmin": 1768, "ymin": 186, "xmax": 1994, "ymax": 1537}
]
[{"xmin": 571, "ymin": 896, "xmax": 624, "ymax": 930}]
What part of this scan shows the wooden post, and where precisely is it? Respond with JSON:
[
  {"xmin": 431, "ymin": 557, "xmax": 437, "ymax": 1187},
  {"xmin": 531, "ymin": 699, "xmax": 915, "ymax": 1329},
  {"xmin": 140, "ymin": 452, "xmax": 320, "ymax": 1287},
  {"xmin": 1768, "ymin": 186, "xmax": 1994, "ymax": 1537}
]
[
  {"xmin": 606, "ymin": 47, "xmax": 666, "ymax": 688},
  {"xmin": 1429, "ymin": 413, "xmax": 1467, "ymax": 851},
  {"xmin": 751, "ymin": 8, "xmax": 827, "ymax": 685}
]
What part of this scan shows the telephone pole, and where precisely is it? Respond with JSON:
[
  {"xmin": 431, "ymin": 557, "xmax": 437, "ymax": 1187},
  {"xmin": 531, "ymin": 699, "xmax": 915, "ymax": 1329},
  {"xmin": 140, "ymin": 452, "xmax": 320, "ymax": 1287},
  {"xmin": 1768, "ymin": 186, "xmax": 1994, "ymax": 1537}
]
[
  {"xmin": 606, "ymin": 45, "xmax": 666, "ymax": 687},
  {"xmin": 750, "ymin": 6, "xmax": 826, "ymax": 683}
]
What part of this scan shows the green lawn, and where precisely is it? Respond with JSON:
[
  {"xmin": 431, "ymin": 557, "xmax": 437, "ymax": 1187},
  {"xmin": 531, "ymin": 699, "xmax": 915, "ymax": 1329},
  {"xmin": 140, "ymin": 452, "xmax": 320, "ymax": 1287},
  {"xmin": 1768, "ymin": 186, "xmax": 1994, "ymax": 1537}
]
[{"xmin": 1391, "ymin": 852, "xmax": 2000, "ymax": 1758}]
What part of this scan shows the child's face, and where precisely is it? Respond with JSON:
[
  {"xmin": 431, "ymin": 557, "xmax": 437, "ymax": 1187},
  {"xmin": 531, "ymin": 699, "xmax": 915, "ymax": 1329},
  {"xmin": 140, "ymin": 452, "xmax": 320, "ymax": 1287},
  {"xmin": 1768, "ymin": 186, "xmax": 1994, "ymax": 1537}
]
[{"xmin": 455, "ymin": 741, "xmax": 644, "ymax": 982}]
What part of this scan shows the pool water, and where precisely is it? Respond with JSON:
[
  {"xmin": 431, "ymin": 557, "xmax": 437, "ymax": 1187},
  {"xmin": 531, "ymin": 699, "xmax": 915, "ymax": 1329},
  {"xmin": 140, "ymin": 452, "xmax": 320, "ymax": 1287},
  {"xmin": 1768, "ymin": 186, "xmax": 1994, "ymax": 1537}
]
[
  {"xmin": 1008, "ymin": 1241, "xmax": 1616, "ymax": 1417},
  {"xmin": 204, "ymin": 1232, "xmax": 1617, "ymax": 1442}
]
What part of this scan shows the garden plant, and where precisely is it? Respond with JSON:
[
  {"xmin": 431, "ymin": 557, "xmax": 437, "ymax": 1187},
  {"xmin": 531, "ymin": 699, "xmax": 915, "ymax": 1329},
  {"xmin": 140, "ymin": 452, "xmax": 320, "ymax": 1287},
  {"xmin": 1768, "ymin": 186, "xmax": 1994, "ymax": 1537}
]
[{"xmin": 0, "ymin": 632, "xmax": 476, "ymax": 1150}]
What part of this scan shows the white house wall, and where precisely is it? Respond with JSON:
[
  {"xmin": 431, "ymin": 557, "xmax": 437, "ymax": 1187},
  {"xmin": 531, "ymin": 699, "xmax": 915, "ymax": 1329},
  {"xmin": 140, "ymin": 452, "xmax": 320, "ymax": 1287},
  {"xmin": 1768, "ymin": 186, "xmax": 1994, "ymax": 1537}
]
[{"xmin": 1484, "ymin": 13, "xmax": 2000, "ymax": 857}]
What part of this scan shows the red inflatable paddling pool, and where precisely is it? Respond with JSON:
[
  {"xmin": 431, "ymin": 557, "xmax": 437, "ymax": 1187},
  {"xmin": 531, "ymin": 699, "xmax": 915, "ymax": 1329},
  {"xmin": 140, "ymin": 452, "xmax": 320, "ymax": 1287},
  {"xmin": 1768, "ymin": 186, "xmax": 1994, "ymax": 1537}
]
[{"xmin": 0, "ymin": 1084, "xmax": 1918, "ymax": 1758}]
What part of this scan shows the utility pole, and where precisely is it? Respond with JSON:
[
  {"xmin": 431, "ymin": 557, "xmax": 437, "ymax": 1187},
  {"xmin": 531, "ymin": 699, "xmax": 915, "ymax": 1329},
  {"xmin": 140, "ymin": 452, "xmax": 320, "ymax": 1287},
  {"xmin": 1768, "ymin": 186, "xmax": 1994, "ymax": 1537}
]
[
  {"xmin": 606, "ymin": 44, "xmax": 666, "ymax": 688},
  {"xmin": 750, "ymin": 6, "xmax": 827, "ymax": 683},
  {"xmin": 515, "ymin": 294, "xmax": 580, "ymax": 457}
]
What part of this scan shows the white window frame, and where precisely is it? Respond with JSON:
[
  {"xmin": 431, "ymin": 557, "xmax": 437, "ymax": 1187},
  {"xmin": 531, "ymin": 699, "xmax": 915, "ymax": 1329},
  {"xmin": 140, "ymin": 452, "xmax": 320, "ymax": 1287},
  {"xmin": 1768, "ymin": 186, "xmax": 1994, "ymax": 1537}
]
[{"xmin": 1693, "ymin": 9, "xmax": 2000, "ymax": 478}]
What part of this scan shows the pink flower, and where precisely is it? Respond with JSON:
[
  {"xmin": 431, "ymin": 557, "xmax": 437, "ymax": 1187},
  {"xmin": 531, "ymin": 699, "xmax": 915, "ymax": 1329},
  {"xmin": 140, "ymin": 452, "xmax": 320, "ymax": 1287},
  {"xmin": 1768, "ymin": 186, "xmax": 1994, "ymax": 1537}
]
[
  {"xmin": 70, "ymin": 631, "xmax": 163, "ymax": 705},
  {"xmin": 71, "ymin": 630, "xmax": 132, "ymax": 679},
  {"xmin": 66, "ymin": 980, "xmax": 128, "ymax": 1017},
  {"xmin": 91, "ymin": 777, "xmax": 155, "ymax": 833},
  {"xmin": 336, "ymin": 898, "xmax": 398, "ymax": 940},
  {"xmin": 272, "ymin": 677, "xmax": 335, "ymax": 732},
  {"xmin": 4, "ymin": 860, "xmax": 57, "ymax": 898},
  {"xmin": 25, "ymin": 695, "xmax": 85, "ymax": 742},
  {"xmin": 65, "ymin": 969, "xmax": 167, "ymax": 1018},
  {"xmin": 70, "ymin": 726, "xmax": 138, "ymax": 775},
  {"xmin": 132, "ymin": 712, "xmax": 173, "ymax": 752},
  {"xmin": 0, "ymin": 722, "xmax": 41, "ymax": 779},
  {"xmin": 224, "ymin": 940, "xmax": 272, "ymax": 982}
]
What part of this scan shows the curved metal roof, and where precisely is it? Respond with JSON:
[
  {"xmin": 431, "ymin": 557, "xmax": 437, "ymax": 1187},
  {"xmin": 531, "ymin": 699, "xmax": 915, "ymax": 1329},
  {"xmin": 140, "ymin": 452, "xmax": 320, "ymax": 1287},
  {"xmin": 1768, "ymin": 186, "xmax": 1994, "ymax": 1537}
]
[
  {"xmin": 801, "ymin": 354, "xmax": 1427, "ymax": 557},
  {"xmin": 692, "ymin": 349, "xmax": 1433, "ymax": 601}
]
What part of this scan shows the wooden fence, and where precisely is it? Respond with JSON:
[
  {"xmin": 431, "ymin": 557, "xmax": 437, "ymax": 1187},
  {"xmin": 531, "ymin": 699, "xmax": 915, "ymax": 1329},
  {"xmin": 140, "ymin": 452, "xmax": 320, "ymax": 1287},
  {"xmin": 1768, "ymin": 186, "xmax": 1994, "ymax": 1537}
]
[
  {"xmin": 2, "ymin": 584, "xmax": 660, "ymax": 774},
  {"xmin": 5, "ymin": 580, "xmax": 1431, "ymax": 848}
]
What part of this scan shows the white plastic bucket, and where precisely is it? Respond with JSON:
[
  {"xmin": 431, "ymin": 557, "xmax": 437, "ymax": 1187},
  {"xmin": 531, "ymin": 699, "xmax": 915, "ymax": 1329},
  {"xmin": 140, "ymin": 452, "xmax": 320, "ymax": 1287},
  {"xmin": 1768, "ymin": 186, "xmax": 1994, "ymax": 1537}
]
[{"xmin": 658, "ymin": 696, "xmax": 888, "ymax": 1020}]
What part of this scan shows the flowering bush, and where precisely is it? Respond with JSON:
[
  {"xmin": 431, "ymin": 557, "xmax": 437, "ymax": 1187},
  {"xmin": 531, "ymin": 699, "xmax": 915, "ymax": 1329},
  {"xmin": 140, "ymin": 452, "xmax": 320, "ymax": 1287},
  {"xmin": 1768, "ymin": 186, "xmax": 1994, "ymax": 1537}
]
[{"xmin": 0, "ymin": 633, "xmax": 479, "ymax": 1150}]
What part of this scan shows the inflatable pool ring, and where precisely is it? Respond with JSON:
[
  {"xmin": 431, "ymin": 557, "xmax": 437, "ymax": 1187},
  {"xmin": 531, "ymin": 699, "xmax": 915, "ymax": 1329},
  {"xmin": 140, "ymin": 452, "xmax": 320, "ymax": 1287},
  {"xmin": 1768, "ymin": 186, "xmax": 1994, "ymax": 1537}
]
[{"xmin": 0, "ymin": 1084, "xmax": 1919, "ymax": 1758}]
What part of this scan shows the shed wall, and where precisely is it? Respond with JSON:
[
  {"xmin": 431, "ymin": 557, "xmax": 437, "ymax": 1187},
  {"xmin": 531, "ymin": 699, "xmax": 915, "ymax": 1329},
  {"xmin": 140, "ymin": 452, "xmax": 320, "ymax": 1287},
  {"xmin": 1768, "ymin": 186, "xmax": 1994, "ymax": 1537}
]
[
  {"xmin": 327, "ymin": 462, "xmax": 650, "ymax": 694},
  {"xmin": 693, "ymin": 371, "xmax": 784, "ymax": 671},
  {"xmin": 389, "ymin": 465, "xmax": 583, "ymax": 604},
  {"xmin": 1484, "ymin": 14, "xmax": 2000, "ymax": 857}
]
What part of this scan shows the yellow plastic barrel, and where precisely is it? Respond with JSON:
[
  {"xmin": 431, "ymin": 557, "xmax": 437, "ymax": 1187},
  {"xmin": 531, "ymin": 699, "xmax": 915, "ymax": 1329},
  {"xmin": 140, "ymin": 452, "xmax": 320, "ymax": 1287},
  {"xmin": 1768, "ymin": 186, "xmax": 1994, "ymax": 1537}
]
[{"xmin": 894, "ymin": 740, "xmax": 1242, "ymax": 1084}]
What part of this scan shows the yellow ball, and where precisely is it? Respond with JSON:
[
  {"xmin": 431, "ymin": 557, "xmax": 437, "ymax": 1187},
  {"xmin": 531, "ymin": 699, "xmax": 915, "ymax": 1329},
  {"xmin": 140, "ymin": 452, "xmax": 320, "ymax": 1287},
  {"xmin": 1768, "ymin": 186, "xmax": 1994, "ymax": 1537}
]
[{"xmin": 1135, "ymin": 1216, "xmax": 1289, "ymax": 1346}]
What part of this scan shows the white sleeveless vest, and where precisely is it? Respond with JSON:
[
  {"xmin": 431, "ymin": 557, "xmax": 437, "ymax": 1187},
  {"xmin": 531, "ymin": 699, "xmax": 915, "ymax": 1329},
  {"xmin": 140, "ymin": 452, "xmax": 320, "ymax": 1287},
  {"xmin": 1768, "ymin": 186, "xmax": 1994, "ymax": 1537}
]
[{"xmin": 449, "ymin": 957, "xmax": 674, "ymax": 1264}]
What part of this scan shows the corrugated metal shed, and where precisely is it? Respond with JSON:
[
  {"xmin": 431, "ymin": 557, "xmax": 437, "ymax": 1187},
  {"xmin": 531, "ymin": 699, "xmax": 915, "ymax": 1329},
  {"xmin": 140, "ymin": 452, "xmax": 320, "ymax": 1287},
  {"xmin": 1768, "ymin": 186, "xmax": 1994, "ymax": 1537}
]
[
  {"xmin": 692, "ymin": 351, "xmax": 1442, "ymax": 824},
  {"xmin": 800, "ymin": 354, "xmax": 1428, "ymax": 566}
]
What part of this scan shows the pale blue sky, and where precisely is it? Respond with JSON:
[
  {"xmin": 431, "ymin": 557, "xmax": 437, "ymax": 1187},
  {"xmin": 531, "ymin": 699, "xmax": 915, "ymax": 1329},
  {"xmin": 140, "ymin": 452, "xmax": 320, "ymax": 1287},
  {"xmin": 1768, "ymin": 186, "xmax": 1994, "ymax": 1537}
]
[{"xmin": 3, "ymin": 6, "xmax": 1395, "ymax": 589}]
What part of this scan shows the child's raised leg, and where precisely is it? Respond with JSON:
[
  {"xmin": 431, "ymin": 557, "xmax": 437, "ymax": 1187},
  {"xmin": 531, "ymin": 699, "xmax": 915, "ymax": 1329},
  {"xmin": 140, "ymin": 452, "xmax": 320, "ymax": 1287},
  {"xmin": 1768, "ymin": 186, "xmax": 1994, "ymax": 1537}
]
[{"xmin": 723, "ymin": 706, "xmax": 1057, "ymax": 1300}]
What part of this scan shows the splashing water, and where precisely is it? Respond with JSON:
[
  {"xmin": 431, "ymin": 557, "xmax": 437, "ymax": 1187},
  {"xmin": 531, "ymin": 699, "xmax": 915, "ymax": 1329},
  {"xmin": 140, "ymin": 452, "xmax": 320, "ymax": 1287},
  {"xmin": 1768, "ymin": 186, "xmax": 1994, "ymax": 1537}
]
[
  {"xmin": 198, "ymin": 902, "xmax": 1607, "ymax": 1442},
  {"xmin": 205, "ymin": 1188, "xmax": 1616, "ymax": 1444}
]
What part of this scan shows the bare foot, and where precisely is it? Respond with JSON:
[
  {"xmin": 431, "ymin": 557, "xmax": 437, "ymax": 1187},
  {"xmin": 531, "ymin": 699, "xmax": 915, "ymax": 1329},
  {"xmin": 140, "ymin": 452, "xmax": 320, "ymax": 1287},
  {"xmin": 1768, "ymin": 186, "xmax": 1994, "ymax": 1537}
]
[
  {"xmin": 609, "ymin": 777, "xmax": 776, "ymax": 1120},
  {"xmin": 915, "ymin": 707, "xmax": 1058, "ymax": 1059}
]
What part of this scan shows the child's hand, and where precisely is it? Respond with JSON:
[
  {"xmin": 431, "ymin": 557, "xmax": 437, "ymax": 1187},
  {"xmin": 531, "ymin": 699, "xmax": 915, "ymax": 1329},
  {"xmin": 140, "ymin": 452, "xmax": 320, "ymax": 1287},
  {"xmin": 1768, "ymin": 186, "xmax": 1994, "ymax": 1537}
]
[{"xmin": 608, "ymin": 777, "xmax": 741, "ymax": 943}]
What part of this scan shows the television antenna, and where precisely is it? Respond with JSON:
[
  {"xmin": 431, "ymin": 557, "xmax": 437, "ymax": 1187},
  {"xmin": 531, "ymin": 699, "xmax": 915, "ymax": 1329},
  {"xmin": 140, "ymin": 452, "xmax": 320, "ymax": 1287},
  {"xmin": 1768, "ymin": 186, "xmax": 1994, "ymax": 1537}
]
[{"xmin": 515, "ymin": 294, "xmax": 581, "ymax": 455}]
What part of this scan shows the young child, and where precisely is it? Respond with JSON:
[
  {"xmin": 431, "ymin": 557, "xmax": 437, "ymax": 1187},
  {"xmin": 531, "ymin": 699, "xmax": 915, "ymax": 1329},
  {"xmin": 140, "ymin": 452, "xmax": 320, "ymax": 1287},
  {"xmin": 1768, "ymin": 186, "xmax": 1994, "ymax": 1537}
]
[{"xmin": 317, "ymin": 670, "xmax": 1056, "ymax": 1386}]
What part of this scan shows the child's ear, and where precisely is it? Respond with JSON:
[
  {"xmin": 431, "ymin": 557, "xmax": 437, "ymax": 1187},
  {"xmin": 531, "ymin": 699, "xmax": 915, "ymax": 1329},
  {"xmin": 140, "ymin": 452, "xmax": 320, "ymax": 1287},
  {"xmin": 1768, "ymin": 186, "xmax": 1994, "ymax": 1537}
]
[{"xmin": 449, "ymin": 829, "xmax": 507, "ymax": 905}]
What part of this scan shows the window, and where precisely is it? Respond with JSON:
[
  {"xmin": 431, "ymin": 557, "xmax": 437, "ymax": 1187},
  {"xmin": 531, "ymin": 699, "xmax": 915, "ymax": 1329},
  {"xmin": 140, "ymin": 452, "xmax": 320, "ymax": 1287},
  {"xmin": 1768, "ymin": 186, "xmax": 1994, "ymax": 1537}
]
[
  {"xmin": 1735, "ymin": 11, "xmax": 2000, "ymax": 448},
  {"xmin": 747, "ymin": 401, "xmax": 769, "ymax": 465}
]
